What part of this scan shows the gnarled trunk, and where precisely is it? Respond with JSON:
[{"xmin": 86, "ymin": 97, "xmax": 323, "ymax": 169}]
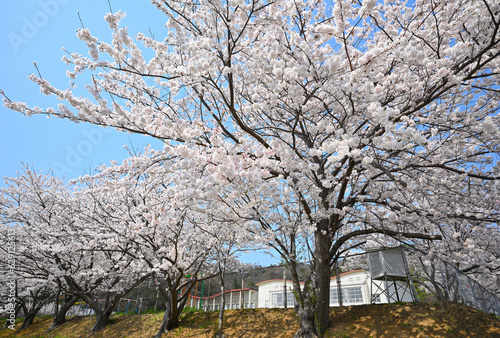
[
  {"xmin": 294, "ymin": 282, "xmax": 320, "ymax": 338},
  {"xmin": 20, "ymin": 313, "xmax": 35, "ymax": 329},
  {"xmin": 91, "ymin": 309, "xmax": 113, "ymax": 332},
  {"xmin": 294, "ymin": 305, "xmax": 320, "ymax": 338},
  {"xmin": 154, "ymin": 288, "xmax": 181, "ymax": 338},
  {"xmin": 48, "ymin": 295, "xmax": 79, "ymax": 331}
]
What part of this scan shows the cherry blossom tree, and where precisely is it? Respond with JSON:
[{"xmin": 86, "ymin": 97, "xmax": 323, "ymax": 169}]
[
  {"xmin": 0, "ymin": 168, "xmax": 76, "ymax": 329},
  {"xmin": 0, "ymin": 167, "xmax": 151, "ymax": 332},
  {"xmin": 73, "ymin": 152, "xmax": 226, "ymax": 336},
  {"xmin": 3, "ymin": 0, "xmax": 500, "ymax": 336}
]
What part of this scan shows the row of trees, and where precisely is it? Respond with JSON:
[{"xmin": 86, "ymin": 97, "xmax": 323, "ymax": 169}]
[
  {"xmin": 2, "ymin": 0, "xmax": 500, "ymax": 336},
  {"xmin": 0, "ymin": 159, "xmax": 245, "ymax": 335}
]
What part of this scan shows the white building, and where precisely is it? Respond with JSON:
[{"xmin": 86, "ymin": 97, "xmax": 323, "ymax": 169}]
[
  {"xmin": 256, "ymin": 279, "xmax": 304, "ymax": 308},
  {"xmin": 193, "ymin": 269, "xmax": 414, "ymax": 311},
  {"xmin": 331, "ymin": 269, "xmax": 414, "ymax": 305},
  {"xmin": 255, "ymin": 270, "xmax": 413, "ymax": 309},
  {"xmin": 329, "ymin": 270, "xmax": 371, "ymax": 306},
  {"xmin": 189, "ymin": 287, "xmax": 259, "ymax": 310}
]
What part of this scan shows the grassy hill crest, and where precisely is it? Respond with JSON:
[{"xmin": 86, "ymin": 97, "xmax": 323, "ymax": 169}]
[{"xmin": 1, "ymin": 302, "xmax": 500, "ymax": 337}]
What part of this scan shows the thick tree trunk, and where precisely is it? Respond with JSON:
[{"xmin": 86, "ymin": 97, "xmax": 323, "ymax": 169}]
[
  {"xmin": 314, "ymin": 221, "xmax": 332, "ymax": 336},
  {"xmin": 154, "ymin": 304, "xmax": 171, "ymax": 338},
  {"xmin": 91, "ymin": 310, "xmax": 112, "ymax": 332},
  {"xmin": 154, "ymin": 287, "xmax": 181, "ymax": 338},
  {"xmin": 20, "ymin": 301, "xmax": 48, "ymax": 330},
  {"xmin": 48, "ymin": 295, "xmax": 79, "ymax": 331},
  {"xmin": 20, "ymin": 313, "xmax": 35, "ymax": 329}
]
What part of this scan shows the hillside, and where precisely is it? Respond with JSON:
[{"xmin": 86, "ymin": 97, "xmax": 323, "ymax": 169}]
[{"xmin": 1, "ymin": 302, "xmax": 500, "ymax": 337}]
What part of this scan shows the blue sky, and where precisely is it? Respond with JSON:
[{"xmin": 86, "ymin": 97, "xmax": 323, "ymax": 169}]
[
  {"xmin": 0, "ymin": 0, "xmax": 278, "ymax": 265},
  {"xmin": 0, "ymin": 0, "xmax": 166, "ymax": 184}
]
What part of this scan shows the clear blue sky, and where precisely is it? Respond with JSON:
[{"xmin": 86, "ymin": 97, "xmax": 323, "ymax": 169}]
[
  {"xmin": 0, "ymin": 0, "xmax": 278, "ymax": 266},
  {"xmin": 0, "ymin": 0, "xmax": 166, "ymax": 184}
]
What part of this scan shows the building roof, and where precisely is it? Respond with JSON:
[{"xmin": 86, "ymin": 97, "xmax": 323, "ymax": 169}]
[
  {"xmin": 255, "ymin": 279, "xmax": 305, "ymax": 286},
  {"xmin": 254, "ymin": 270, "xmax": 368, "ymax": 286},
  {"xmin": 189, "ymin": 287, "xmax": 258, "ymax": 300},
  {"xmin": 330, "ymin": 269, "xmax": 368, "ymax": 280}
]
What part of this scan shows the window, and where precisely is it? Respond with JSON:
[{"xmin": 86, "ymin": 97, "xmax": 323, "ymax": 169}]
[
  {"xmin": 272, "ymin": 292, "xmax": 283, "ymax": 307},
  {"xmin": 330, "ymin": 288, "xmax": 340, "ymax": 305},
  {"xmin": 271, "ymin": 292, "xmax": 295, "ymax": 307},
  {"xmin": 330, "ymin": 286, "xmax": 364, "ymax": 305},
  {"xmin": 343, "ymin": 286, "xmax": 364, "ymax": 304}
]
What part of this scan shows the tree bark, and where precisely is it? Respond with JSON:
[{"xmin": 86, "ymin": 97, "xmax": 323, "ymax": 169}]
[
  {"xmin": 295, "ymin": 306, "xmax": 320, "ymax": 338},
  {"xmin": 154, "ymin": 288, "xmax": 182, "ymax": 338},
  {"xmin": 20, "ymin": 298, "xmax": 50, "ymax": 330},
  {"xmin": 91, "ymin": 309, "xmax": 113, "ymax": 332},
  {"xmin": 20, "ymin": 313, "xmax": 35, "ymax": 329},
  {"xmin": 48, "ymin": 295, "xmax": 79, "ymax": 331},
  {"xmin": 216, "ymin": 270, "xmax": 226, "ymax": 338},
  {"xmin": 294, "ymin": 281, "xmax": 320, "ymax": 338},
  {"xmin": 288, "ymin": 257, "xmax": 320, "ymax": 338},
  {"xmin": 314, "ymin": 220, "xmax": 331, "ymax": 336}
]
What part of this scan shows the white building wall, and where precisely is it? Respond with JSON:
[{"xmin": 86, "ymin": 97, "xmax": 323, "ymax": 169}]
[
  {"xmin": 329, "ymin": 270, "xmax": 372, "ymax": 306},
  {"xmin": 195, "ymin": 289, "xmax": 258, "ymax": 311},
  {"xmin": 200, "ymin": 270, "xmax": 414, "ymax": 311},
  {"xmin": 257, "ymin": 280, "xmax": 301, "ymax": 308},
  {"xmin": 329, "ymin": 270, "xmax": 414, "ymax": 306}
]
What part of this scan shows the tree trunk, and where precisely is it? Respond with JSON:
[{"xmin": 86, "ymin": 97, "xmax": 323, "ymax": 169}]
[
  {"xmin": 20, "ymin": 313, "xmax": 35, "ymax": 329},
  {"xmin": 216, "ymin": 270, "xmax": 226, "ymax": 337},
  {"xmin": 290, "ymin": 259, "xmax": 320, "ymax": 338},
  {"xmin": 20, "ymin": 300, "xmax": 48, "ymax": 330},
  {"xmin": 294, "ymin": 302, "xmax": 320, "ymax": 338},
  {"xmin": 154, "ymin": 288, "xmax": 183, "ymax": 337},
  {"xmin": 91, "ymin": 309, "xmax": 112, "ymax": 332},
  {"xmin": 48, "ymin": 295, "xmax": 79, "ymax": 331},
  {"xmin": 313, "ymin": 221, "xmax": 331, "ymax": 336},
  {"xmin": 154, "ymin": 302, "xmax": 171, "ymax": 338}
]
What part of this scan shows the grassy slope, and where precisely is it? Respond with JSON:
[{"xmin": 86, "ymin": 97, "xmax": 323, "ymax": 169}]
[{"xmin": 1, "ymin": 302, "xmax": 500, "ymax": 338}]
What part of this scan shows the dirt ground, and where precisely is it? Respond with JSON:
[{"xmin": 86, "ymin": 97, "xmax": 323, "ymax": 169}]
[{"xmin": 1, "ymin": 302, "xmax": 499, "ymax": 337}]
